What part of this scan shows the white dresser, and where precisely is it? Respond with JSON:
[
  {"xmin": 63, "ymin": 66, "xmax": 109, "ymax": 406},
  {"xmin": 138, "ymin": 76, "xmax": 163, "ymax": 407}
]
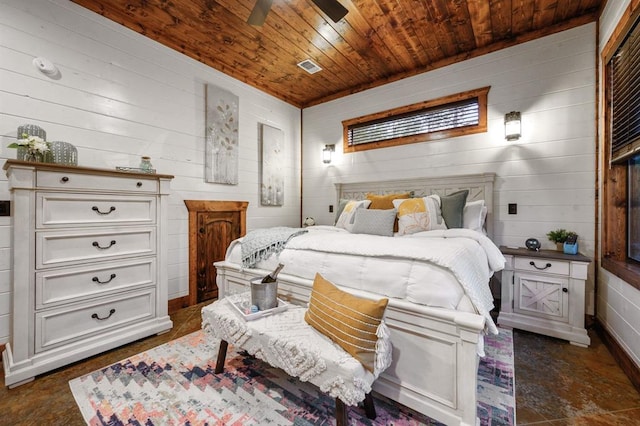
[
  {"xmin": 3, "ymin": 160, "xmax": 174, "ymax": 387},
  {"xmin": 497, "ymin": 246, "xmax": 591, "ymax": 347}
]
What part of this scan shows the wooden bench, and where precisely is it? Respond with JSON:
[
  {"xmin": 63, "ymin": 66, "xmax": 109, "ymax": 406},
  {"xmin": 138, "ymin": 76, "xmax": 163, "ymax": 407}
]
[{"xmin": 201, "ymin": 293, "xmax": 390, "ymax": 425}]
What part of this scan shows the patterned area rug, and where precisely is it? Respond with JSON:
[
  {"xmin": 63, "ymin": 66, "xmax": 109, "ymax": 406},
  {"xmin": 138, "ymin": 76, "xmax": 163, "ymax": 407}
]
[{"xmin": 70, "ymin": 328, "xmax": 515, "ymax": 425}]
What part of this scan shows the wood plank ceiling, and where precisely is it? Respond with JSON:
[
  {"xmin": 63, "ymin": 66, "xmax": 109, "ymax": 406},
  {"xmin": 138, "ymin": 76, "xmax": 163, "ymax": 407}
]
[{"xmin": 71, "ymin": 0, "xmax": 603, "ymax": 108}]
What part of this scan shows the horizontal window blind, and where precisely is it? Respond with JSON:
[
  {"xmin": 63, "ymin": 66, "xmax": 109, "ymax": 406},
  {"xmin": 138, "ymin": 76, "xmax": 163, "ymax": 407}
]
[
  {"xmin": 347, "ymin": 98, "xmax": 479, "ymax": 146},
  {"xmin": 610, "ymin": 17, "xmax": 640, "ymax": 163}
]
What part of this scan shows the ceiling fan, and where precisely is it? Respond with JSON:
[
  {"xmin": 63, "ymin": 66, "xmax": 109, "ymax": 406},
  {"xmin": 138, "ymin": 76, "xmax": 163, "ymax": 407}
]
[{"xmin": 247, "ymin": 0, "xmax": 348, "ymax": 26}]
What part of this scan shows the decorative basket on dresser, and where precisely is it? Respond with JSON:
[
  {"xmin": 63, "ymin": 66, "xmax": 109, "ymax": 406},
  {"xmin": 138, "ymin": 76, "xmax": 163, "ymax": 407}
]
[
  {"xmin": 2, "ymin": 160, "xmax": 174, "ymax": 387},
  {"xmin": 497, "ymin": 246, "xmax": 591, "ymax": 347}
]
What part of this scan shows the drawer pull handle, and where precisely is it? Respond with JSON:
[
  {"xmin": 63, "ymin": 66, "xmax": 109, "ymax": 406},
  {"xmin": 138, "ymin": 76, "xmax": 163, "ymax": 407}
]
[
  {"xmin": 136, "ymin": 182, "xmax": 143, "ymax": 188},
  {"xmin": 61, "ymin": 176, "xmax": 69, "ymax": 183},
  {"xmin": 92, "ymin": 273, "xmax": 116, "ymax": 284},
  {"xmin": 92, "ymin": 240, "xmax": 116, "ymax": 250},
  {"xmin": 91, "ymin": 308, "xmax": 116, "ymax": 321},
  {"xmin": 529, "ymin": 261, "xmax": 552, "ymax": 270},
  {"xmin": 92, "ymin": 206, "xmax": 116, "ymax": 215}
]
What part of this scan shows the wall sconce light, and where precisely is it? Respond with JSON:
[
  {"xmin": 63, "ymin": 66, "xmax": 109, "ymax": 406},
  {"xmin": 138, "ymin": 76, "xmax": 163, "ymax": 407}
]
[
  {"xmin": 322, "ymin": 144, "xmax": 335, "ymax": 164},
  {"xmin": 504, "ymin": 111, "xmax": 521, "ymax": 141}
]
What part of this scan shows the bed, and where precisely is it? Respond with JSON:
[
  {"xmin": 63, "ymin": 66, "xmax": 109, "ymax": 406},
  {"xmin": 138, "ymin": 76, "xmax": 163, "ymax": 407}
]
[{"xmin": 212, "ymin": 173, "xmax": 503, "ymax": 426}]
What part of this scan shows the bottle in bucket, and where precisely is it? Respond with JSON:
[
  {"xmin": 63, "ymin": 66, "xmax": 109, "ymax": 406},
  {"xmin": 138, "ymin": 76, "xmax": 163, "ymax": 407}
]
[{"xmin": 251, "ymin": 263, "xmax": 284, "ymax": 311}]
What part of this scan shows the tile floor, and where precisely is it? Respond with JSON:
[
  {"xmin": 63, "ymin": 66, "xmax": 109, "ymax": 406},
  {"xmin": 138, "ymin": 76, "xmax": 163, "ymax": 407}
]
[{"xmin": 1, "ymin": 302, "xmax": 639, "ymax": 425}]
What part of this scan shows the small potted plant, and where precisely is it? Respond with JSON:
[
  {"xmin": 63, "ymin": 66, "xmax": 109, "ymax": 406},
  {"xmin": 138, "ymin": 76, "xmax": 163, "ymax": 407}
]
[
  {"xmin": 563, "ymin": 232, "xmax": 579, "ymax": 254},
  {"xmin": 547, "ymin": 228, "xmax": 570, "ymax": 251}
]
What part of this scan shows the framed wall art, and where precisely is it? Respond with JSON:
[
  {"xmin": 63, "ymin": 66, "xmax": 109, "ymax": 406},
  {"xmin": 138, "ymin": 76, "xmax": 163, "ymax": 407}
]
[
  {"xmin": 260, "ymin": 123, "xmax": 284, "ymax": 206},
  {"xmin": 205, "ymin": 84, "xmax": 239, "ymax": 184}
]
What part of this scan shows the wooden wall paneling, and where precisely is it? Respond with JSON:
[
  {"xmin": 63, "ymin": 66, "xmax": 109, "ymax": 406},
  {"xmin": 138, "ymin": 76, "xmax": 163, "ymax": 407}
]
[{"xmin": 303, "ymin": 23, "xmax": 597, "ymax": 255}]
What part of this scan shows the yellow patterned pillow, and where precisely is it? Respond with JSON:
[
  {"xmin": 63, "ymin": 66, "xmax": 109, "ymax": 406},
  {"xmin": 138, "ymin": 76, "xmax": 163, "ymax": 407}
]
[
  {"xmin": 392, "ymin": 196, "xmax": 447, "ymax": 235},
  {"xmin": 335, "ymin": 199, "xmax": 371, "ymax": 232},
  {"xmin": 304, "ymin": 274, "xmax": 388, "ymax": 372}
]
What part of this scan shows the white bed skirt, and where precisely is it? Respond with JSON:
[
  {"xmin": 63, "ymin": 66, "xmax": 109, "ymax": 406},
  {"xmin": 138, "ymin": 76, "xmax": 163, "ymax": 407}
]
[{"xmin": 214, "ymin": 260, "xmax": 485, "ymax": 426}]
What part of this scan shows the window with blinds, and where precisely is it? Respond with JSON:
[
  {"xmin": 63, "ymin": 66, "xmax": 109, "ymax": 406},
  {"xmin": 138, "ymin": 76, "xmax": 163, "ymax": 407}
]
[
  {"xmin": 610, "ymin": 17, "xmax": 640, "ymax": 163},
  {"xmin": 342, "ymin": 87, "xmax": 489, "ymax": 153},
  {"xmin": 603, "ymin": 8, "xmax": 640, "ymax": 278}
]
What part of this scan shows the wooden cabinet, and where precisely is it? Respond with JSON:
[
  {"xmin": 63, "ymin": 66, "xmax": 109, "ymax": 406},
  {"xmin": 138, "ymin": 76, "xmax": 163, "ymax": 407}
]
[
  {"xmin": 185, "ymin": 201, "xmax": 247, "ymax": 304},
  {"xmin": 3, "ymin": 160, "xmax": 174, "ymax": 387},
  {"xmin": 497, "ymin": 246, "xmax": 591, "ymax": 347}
]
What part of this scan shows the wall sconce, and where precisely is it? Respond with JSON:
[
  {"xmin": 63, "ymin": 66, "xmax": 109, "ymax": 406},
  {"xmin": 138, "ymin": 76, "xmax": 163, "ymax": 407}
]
[
  {"xmin": 504, "ymin": 111, "xmax": 521, "ymax": 141},
  {"xmin": 322, "ymin": 144, "xmax": 335, "ymax": 164}
]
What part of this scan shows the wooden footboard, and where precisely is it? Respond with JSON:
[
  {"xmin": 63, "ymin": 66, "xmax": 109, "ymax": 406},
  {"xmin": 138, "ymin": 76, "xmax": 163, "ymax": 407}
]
[{"xmin": 214, "ymin": 260, "xmax": 485, "ymax": 426}]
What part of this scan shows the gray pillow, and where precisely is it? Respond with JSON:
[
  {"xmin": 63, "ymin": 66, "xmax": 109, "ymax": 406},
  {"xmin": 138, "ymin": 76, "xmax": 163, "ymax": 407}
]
[
  {"xmin": 441, "ymin": 190, "xmax": 469, "ymax": 228},
  {"xmin": 352, "ymin": 208, "xmax": 396, "ymax": 237}
]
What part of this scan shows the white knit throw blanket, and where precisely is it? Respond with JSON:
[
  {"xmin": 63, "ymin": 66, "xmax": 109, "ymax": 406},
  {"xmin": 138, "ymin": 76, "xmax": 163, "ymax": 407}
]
[{"xmin": 241, "ymin": 227, "xmax": 307, "ymax": 268}]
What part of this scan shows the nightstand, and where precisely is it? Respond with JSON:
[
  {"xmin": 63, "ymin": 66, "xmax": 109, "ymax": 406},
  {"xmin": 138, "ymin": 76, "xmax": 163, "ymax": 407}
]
[{"xmin": 497, "ymin": 246, "xmax": 591, "ymax": 347}]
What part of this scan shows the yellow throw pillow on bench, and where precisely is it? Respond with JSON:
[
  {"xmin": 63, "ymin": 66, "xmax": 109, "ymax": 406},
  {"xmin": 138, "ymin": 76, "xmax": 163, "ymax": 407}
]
[{"xmin": 304, "ymin": 273, "xmax": 389, "ymax": 372}]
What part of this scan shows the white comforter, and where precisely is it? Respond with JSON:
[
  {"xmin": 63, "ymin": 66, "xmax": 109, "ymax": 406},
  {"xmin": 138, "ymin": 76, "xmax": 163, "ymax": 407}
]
[{"xmin": 226, "ymin": 226, "xmax": 505, "ymax": 334}]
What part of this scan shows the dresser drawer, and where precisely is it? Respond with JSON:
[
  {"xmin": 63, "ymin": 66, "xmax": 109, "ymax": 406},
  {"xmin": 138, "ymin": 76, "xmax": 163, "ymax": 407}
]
[
  {"xmin": 37, "ymin": 170, "xmax": 159, "ymax": 193},
  {"xmin": 37, "ymin": 227, "xmax": 155, "ymax": 268},
  {"xmin": 35, "ymin": 288, "xmax": 156, "ymax": 353},
  {"xmin": 36, "ymin": 258, "xmax": 156, "ymax": 308},
  {"xmin": 37, "ymin": 193, "xmax": 156, "ymax": 228},
  {"xmin": 514, "ymin": 257, "xmax": 569, "ymax": 276}
]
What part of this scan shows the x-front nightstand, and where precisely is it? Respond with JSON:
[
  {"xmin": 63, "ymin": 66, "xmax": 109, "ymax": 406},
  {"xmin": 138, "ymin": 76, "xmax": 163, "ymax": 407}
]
[{"xmin": 497, "ymin": 246, "xmax": 591, "ymax": 347}]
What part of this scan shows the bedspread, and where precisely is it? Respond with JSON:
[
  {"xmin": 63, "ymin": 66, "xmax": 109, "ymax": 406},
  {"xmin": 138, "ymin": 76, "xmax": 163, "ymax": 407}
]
[{"xmin": 226, "ymin": 226, "xmax": 505, "ymax": 334}]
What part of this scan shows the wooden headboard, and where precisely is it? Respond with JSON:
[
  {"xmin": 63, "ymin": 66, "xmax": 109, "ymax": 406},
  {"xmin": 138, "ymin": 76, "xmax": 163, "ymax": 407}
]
[{"xmin": 335, "ymin": 173, "xmax": 496, "ymax": 238}]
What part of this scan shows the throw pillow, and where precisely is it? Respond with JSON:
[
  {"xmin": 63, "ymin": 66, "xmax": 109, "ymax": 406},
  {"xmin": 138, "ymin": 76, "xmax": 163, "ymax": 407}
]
[
  {"xmin": 334, "ymin": 198, "xmax": 351, "ymax": 225},
  {"xmin": 352, "ymin": 208, "xmax": 396, "ymax": 237},
  {"xmin": 335, "ymin": 200, "xmax": 371, "ymax": 232},
  {"xmin": 366, "ymin": 192, "xmax": 411, "ymax": 209},
  {"xmin": 392, "ymin": 196, "xmax": 447, "ymax": 235},
  {"xmin": 440, "ymin": 190, "xmax": 469, "ymax": 228},
  {"xmin": 304, "ymin": 273, "xmax": 389, "ymax": 373},
  {"xmin": 463, "ymin": 199, "xmax": 486, "ymax": 232}
]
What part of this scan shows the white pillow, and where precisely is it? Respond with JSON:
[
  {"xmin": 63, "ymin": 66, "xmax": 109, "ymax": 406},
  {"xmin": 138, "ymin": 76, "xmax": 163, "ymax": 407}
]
[
  {"xmin": 335, "ymin": 200, "xmax": 371, "ymax": 232},
  {"xmin": 463, "ymin": 200, "xmax": 487, "ymax": 232},
  {"xmin": 392, "ymin": 196, "xmax": 447, "ymax": 236}
]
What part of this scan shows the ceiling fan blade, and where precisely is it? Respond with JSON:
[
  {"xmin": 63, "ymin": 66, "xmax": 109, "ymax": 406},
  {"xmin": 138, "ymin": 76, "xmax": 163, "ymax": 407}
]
[
  {"xmin": 310, "ymin": 0, "xmax": 348, "ymax": 23},
  {"xmin": 247, "ymin": 0, "xmax": 273, "ymax": 26}
]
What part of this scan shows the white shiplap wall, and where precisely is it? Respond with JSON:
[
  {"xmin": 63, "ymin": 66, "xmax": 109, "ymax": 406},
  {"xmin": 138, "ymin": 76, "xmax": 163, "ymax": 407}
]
[
  {"xmin": 598, "ymin": 0, "xmax": 640, "ymax": 369},
  {"xmin": 302, "ymin": 24, "xmax": 597, "ymax": 308},
  {"xmin": 0, "ymin": 0, "xmax": 301, "ymax": 345}
]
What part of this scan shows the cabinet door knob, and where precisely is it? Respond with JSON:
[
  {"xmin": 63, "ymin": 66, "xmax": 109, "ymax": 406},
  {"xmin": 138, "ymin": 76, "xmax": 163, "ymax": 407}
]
[
  {"xmin": 530, "ymin": 261, "xmax": 552, "ymax": 270},
  {"xmin": 562, "ymin": 287, "xmax": 568, "ymax": 293}
]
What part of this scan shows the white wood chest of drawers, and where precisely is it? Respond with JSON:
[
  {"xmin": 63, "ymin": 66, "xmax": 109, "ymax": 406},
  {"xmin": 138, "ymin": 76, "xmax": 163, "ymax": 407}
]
[
  {"xmin": 497, "ymin": 246, "xmax": 591, "ymax": 347},
  {"xmin": 2, "ymin": 160, "xmax": 174, "ymax": 387}
]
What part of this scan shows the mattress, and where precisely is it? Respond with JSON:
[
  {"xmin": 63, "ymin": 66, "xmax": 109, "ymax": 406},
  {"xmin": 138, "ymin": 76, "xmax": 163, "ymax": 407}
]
[{"xmin": 225, "ymin": 226, "xmax": 505, "ymax": 333}]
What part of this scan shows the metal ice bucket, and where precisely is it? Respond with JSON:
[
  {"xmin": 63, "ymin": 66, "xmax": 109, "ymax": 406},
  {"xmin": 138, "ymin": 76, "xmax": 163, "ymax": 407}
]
[{"xmin": 250, "ymin": 277, "xmax": 278, "ymax": 310}]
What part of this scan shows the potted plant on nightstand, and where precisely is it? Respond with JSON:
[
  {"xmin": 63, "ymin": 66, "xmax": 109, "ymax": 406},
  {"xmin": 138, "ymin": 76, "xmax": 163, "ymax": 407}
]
[{"xmin": 547, "ymin": 228, "xmax": 570, "ymax": 251}]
